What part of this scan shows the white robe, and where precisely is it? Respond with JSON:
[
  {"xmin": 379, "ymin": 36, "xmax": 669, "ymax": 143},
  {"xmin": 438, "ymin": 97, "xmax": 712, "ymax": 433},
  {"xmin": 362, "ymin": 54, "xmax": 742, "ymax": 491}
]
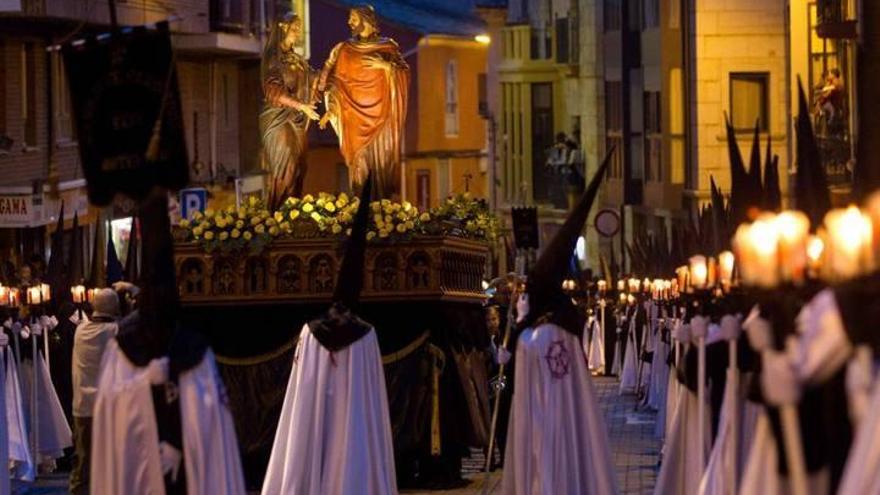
[
  {"xmin": 646, "ymin": 332, "xmax": 669, "ymax": 411},
  {"xmin": 653, "ymin": 383, "xmax": 711, "ymax": 495},
  {"xmin": 698, "ymin": 374, "xmax": 761, "ymax": 495},
  {"xmin": 838, "ymin": 377, "xmax": 880, "ymax": 494},
  {"xmin": 584, "ymin": 317, "xmax": 605, "ymax": 373},
  {"xmin": 619, "ymin": 315, "xmax": 639, "ymax": 394},
  {"xmin": 1, "ymin": 344, "xmax": 9, "ymax": 494},
  {"xmin": 261, "ymin": 324, "xmax": 397, "ymax": 495},
  {"xmin": 19, "ymin": 349, "xmax": 73, "ymax": 464},
  {"xmin": 502, "ymin": 322, "xmax": 618, "ymax": 495},
  {"xmin": 90, "ymin": 340, "xmax": 246, "ymax": 495},
  {"xmin": 4, "ymin": 346, "xmax": 33, "ymax": 481}
]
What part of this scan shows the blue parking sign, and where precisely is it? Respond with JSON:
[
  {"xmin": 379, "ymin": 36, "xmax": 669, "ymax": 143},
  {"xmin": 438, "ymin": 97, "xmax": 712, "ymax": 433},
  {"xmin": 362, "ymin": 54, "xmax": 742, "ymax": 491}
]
[{"xmin": 180, "ymin": 188, "xmax": 207, "ymax": 220}]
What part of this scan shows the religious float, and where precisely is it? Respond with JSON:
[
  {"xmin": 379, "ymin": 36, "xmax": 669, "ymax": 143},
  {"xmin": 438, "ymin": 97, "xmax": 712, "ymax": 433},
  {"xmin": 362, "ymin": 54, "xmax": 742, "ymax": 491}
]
[{"xmin": 172, "ymin": 193, "xmax": 494, "ymax": 305}]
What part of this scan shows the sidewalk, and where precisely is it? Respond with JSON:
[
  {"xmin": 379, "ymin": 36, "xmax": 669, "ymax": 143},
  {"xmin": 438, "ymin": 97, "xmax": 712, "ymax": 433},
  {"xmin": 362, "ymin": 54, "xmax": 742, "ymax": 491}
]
[{"xmin": 12, "ymin": 378, "xmax": 659, "ymax": 495}]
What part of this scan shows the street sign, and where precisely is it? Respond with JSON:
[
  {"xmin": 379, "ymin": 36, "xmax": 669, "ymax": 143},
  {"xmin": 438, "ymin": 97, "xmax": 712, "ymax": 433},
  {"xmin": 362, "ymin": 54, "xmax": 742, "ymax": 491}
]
[
  {"xmin": 595, "ymin": 208, "xmax": 621, "ymax": 238},
  {"xmin": 180, "ymin": 188, "xmax": 207, "ymax": 220}
]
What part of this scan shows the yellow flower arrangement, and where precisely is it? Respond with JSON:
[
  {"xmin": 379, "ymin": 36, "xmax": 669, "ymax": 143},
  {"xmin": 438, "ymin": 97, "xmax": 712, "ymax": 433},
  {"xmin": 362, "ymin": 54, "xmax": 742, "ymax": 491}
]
[{"xmin": 182, "ymin": 192, "xmax": 498, "ymax": 254}]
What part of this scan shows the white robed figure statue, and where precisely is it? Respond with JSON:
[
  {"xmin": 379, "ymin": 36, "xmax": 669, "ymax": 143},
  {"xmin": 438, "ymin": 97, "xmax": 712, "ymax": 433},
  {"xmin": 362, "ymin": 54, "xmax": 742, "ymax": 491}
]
[
  {"xmin": 262, "ymin": 173, "xmax": 397, "ymax": 495},
  {"xmin": 502, "ymin": 153, "xmax": 618, "ymax": 495}
]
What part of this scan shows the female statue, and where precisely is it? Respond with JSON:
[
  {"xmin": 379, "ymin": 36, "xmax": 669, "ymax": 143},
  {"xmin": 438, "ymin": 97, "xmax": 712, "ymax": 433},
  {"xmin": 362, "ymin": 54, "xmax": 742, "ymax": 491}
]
[{"xmin": 261, "ymin": 13, "xmax": 319, "ymax": 211}]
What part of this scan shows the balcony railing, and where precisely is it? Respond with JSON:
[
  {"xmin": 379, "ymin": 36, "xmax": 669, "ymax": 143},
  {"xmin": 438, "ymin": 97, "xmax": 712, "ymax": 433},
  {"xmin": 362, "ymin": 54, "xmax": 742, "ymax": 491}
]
[
  {"xmin": 816, "ymin": 0, "xmax": 857, "ymax": 39},
  {"xmin": 210, "ymin": 0, "xmax": 271, "ymax": 37}
]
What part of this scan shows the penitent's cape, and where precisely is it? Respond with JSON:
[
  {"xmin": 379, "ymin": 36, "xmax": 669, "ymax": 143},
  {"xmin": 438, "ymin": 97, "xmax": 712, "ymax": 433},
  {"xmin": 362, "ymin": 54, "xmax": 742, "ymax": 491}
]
[
  {"xmin": 502, "ymin": 322, "xmax": 617, "ymax": 494},
  {"xmin": 90, "ymin": 340, "xmax": 246, "ymax": 495}
]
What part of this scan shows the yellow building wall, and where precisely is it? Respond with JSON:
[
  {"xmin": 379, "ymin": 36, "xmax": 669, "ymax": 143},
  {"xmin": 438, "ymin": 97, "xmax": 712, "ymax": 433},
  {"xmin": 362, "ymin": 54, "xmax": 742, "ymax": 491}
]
[
  {"xmin": 414, "ymin": 39, "xmax": 488, "ymax": 153},
  {"xmin": 400, "ymin": 36, "xmax": 489, "ymax": 207},
  {"xmin": 693, "ymin": 0, "xmax": 790, "ymax": 201}
]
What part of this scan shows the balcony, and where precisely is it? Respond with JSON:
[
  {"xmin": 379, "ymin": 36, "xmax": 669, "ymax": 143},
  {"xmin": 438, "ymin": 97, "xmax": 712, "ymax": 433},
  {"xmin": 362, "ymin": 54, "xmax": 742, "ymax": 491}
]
[
  {"xmin": 210, "ymin": 0, "xmax": 269, "ymax": 37},
  {"xmin": 815, "ymin": 0, "xmax": 857, "ymax": 39}
]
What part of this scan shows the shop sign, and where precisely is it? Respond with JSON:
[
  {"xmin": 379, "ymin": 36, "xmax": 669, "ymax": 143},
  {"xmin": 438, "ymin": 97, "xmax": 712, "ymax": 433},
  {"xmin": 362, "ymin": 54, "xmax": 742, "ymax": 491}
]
[{"xmin": 0, "ymin": 194, "xmax": 34, "ymax": 226}]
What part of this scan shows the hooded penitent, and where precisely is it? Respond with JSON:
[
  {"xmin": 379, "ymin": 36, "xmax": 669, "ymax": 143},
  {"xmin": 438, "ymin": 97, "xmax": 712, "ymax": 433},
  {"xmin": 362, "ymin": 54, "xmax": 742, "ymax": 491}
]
[
  {"xmin": 91, "ymin": 191, "xmax": 246, "ymax": 495},
  {"xmin": 503, "ymin": 151, "xmax": 618, "ymax": 495},
  {"xmin": 518, "ymin": 150, "xmax": 612, "ymax": 334},
  {"xmin": 262, "ymin": 171, "xmax": 397, "ymax": 495}
]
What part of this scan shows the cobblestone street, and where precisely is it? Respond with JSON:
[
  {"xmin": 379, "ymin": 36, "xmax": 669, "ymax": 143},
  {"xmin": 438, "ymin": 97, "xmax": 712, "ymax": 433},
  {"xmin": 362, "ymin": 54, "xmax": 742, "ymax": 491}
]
[{"xmin": 13, "ymin": 377, "xmax": 659, "ymax": 495}]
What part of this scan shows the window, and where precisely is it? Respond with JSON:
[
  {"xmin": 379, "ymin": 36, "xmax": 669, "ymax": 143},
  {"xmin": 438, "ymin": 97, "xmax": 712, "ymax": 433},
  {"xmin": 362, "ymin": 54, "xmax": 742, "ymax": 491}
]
[
  {"xmin": 555, "ymin": 17, "xmax": 570, "ymax": 63},
  {"xmin": 531, "ymin": 83, "xmax": 563, "ymax": 207},
  {"xmin": 416, "ymin": 170, "xmax": 431, "ymax": 211},
  {"xmin": 643, "ymin": 0, "xmax": 660, "ymax": 29},
  {"xmin": 729, "ymin": 72, "xmax": 769, "ymax": 132},
  {"xmin": 0, "ymin": 39, "xmax": 7, "ymax": 146},
  {"xmin": 604, "ymin": 0, "xmax": 622, "ymax": 31},
  {"xmin": 644, "ymin": 92, "xmax": 662, "ymax": 182},
  {"xmin": 222, "ymin": 73, "xmax": 230, "ymax": 127},
  {"xmin": 477, "ymin": 73, "xmax": 488, "ymax": 117},
  {"xmin": 53, "ymin": 52, "xmax": 74, "ymax": 143},
  {"xmin": 444, "ymin": 60, "xmax": 459, "ymax": 136},
  {"xmin": 22, "ymin": 42, "xmax": 37, "ymax": 147},
  {"xmin": 605, "ymin": 81, "xmax": 623, "ymax": 178}
]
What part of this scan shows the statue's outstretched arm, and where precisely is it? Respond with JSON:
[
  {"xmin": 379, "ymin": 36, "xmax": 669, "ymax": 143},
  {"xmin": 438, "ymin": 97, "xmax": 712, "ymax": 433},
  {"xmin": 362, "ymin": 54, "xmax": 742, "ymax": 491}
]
[{"xmin": 314, "ymin": 43, "xmax": 343, "ymax": 100}]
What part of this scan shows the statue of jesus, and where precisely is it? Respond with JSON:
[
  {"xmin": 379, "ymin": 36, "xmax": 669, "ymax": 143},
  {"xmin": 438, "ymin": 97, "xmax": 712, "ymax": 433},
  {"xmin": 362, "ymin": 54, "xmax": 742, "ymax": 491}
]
[{"xmin": 315, "ymin": 5, "xmax": 409, "ymax": 199}]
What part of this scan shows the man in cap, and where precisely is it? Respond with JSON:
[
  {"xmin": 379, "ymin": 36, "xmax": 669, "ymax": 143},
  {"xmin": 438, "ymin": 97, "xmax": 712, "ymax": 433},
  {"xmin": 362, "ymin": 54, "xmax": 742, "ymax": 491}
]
[
  {"xmin": 502, "ymin": 153, "xmax": 618, "ymax": 494},
  {"xmin": 262, "ymin": 173, "xmax": 397, "ymax": 494},
  {"xmin": 70, "ymin": 288, "xmax": 119, "ymax": 495}
]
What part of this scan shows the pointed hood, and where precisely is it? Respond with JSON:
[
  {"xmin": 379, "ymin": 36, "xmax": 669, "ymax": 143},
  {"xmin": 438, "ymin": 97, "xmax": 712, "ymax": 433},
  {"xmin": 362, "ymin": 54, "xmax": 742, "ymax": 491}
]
[
  {"xmin": 87, "ymin": 221, "xmax": 104, "ymax": 288},
  {"xmin": 333, "ymin": 172, "xmax": 373, "ymax": 308},
  {"xmin": 309, "ymin": 173, "xmax": 375, "ymax": 351},
  {"xmin": 726, "ymin": 117, "xmax": 753, "ymax": 226},
  {"xmin": 45, "ymin": 204, "xmax": 67, "ymax": 310},
  {"xmin": 763, "ymin": 153, "xmax": 782, "ymax": 211},
  {"xmin": 124, "ymin": 217, "xmax": 139, "ymax": 282},
  {"xmin": 520, "ymin": 150, "xmax": 611, "ymax": 332},
  {"xmin": 69, "ymin": 212, "xmax": 84, "ymax": 285},
  {"xmin": 794, "ymin": 79, "xmax": 831, "ymax": 228},
  {"xmin": 747, "ymin": 123, "xmax": 765, "ymax": 209},
  {"xmin": 106, "ymin": 232, "xmax": 124, "ymax": 286}
]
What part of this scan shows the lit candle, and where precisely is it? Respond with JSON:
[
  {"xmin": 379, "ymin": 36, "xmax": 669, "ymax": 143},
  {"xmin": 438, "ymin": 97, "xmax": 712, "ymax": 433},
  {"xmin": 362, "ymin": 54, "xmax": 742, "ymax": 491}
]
[
  {"xmin": 670, "ymin": 279, "xmax": 680, "ymax": 298},
  {"xmin": 774, "ymin": 211, "xmax": 810, "ymax": 283},
  {"xmin": 675, "ymin": 265, "xmax": 689, "ymax": 293},
  {"xmin": 39, "ymin": 283, "xmax": 51, "ymax": 302},
  {"xmin": 718, "ymin": 251, "xmax": 735, "ymax": 291},
  {"xmin": 617, "ymin": 280, "xmax": 626, "ymax": 292},
  {"xmin": 26, "ymin": 286, "xmax": 42, "ymax": 305},
  {"xmin": 733, "ymin": 216, "xmax": 780, "ymax": 288},
  {"xmin": 642, "ymin": 278, "xmax": 651, "ymax": 294},
  {"xmin": 689, "ymin": 255, "xmax": 708, "ymax": 290},
  {"xmin": 823, "ymin": 206, "xmax": 874, "ymax": 281},
  {"xmin": 0, "ymin": 285, "xmax": 7, "ymax": 307},
  {"xmin": 627, "ymin": 294, "xmax": 636, "ymax": 305},
  {"xmin": 706, "ymin": 257, "xmax": 717, "ymax": 288},
  {"xmin": 597, "ymin": 280, "xmax": 607, "ymax": 296},
  {"xmin": 8, "ymin": 288, "xmax": 20, "ymax": 307},
  {"xmin": 806, "ymin": 235, "xmax": 824, "ymax": 278},
  {"xmin": 629, "ymin": 278, "xmax": 641, "ymax": 293},
  {"xmin": 653, "ymin": 278, "xmax": 664, "ymax": 300},
  {"xmin": 619, "ymin": 292, "xmax": 627, "ymax": 305},
  {"xmin": 663, "ymin": 280, "xmax": 672, "ymax": 299},
  {"xmin": 86, "ymin": 288, "xmax": 99, "ymax": 303},
  {"xmin": 71, "ymin": 285, "xmax": 86, "ymax": 304}
]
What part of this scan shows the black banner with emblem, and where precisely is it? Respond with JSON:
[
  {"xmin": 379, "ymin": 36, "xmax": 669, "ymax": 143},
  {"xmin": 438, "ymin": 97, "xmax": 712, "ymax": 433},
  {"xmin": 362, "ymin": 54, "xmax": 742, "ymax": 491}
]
[
  {"xmin": 511, "ymin": 206, "xmax": 539, "ymax": 250},
  {"xmin": 62, "ymin": 22, "xmax": 188, "ymax": 206}
]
